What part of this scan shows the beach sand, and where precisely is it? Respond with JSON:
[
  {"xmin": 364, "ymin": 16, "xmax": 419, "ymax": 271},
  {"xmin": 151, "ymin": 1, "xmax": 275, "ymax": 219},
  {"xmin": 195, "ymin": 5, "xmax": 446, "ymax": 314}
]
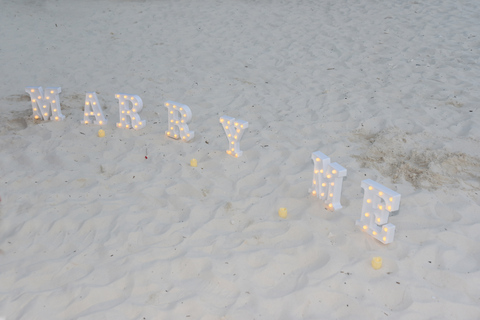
[{"xmin": 1, "ymin": 0, "xmax": 480, "ymax": 319}]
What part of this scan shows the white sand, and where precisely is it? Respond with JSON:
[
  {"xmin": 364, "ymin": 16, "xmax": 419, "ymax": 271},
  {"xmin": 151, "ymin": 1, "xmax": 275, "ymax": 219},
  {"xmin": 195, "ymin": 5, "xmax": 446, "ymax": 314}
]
[{"xmin": 1, "ymin": 0, "xmax": 480, "ymax": 319}]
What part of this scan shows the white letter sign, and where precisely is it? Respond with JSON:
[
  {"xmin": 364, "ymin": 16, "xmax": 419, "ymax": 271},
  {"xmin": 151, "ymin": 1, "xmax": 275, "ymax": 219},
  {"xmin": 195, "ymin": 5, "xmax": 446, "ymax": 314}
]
[
  {"xmin": 356, "ymin": 179, "xmax": 401, "ymax": 244},
  {"xmin": 164, "ymin": 101, "xmax": 194, "ymax": 141},
  {"xmin": 219, "ymin": 116, "xmax": 248, "ymax": 157},
  {"xmin": 25, "ymin": 86, "xmax": 65, "ymax": 121},
  {"xmin": 83, "ymin": 92, "xmax": 107, "ymax": 125},
  {"xmin": 115, "ymin": 94, "xmax": 146, "ymax": 130},
  {"xmin": 309, "ymin": 151, "xmax": 347, "ymax": 210}
]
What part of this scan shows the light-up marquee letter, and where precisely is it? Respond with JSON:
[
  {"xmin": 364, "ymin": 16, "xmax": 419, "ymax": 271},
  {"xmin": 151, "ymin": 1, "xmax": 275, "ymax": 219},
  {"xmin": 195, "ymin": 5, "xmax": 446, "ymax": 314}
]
[
  {"xmin": 25, "ymin": 86, "xmax": 65, "ymax": 121},
  {"xmin": 219, "ymin": 116, "xmax": 248, "ymax": 157},
  {"xmin": 164, "ymin": 101, "xmax": 194, "ymax": 141},
  {"xmin": 83, "ymin": 92, "xmax": 107, "ymax": 125},
  {"xmin": 115, "ymin": 94, "xmax": 146, "ymax": 130},
  {"xmin": 309, "ymin": 151, "xmax": 347, "ymax": 210},
  {"xmin": 356, "ymin": 179, "xmax": 401, "ymax": 244}
]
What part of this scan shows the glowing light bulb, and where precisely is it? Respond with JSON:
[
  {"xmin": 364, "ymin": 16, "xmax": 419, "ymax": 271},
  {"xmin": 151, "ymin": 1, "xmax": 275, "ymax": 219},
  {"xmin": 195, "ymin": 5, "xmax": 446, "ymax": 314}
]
[{"xmin": 371, "ymin": 257, "xmax": 382, "ymax": 270}]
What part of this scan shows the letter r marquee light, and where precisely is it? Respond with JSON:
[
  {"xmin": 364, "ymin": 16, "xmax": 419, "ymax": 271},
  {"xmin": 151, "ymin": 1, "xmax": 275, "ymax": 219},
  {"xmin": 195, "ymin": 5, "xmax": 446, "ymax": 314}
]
[
  {"xmin": 25, "ymin": 86, "xmax": 65, "ymax": 121},
  {"xmin": 115, "ymin": 93, "xmax": 146, "ymax": 130},
  {"xmin": 164, "ymin": 101, "xmax": 194, "ymax": 141},
  {"xmin": 309, "ymin": 151, "xmax": 347, "ymax": 211},
  {"xmin": 356, "ymin": 179, "xmax": 401, "ymax": 244}
]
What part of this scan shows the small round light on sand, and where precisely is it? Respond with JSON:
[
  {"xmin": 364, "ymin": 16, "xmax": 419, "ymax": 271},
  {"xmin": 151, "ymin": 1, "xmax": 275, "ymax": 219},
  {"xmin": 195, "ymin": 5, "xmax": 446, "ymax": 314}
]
[
  {"xmin": 98, "ymin": 129, "xmax": 105, "ymax": 137},
  {"xmin": 371, "ymin": 257, "xmax": 382, "ymax": 270},
  {"xmin": 278, "ymin": 207, "xmax": 288, "ymax": 219}
]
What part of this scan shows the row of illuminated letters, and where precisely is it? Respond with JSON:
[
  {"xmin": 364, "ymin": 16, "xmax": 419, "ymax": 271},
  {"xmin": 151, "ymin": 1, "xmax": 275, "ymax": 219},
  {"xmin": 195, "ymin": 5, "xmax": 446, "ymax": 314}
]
[{"xmin": 25, "ymin": 86, "xmax": 401, "ymax": 244}]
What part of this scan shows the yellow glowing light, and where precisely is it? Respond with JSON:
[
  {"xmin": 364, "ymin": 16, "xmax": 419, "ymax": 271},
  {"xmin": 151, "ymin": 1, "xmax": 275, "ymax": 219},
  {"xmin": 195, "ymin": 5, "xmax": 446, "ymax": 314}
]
[
  {"xmin": 330, "ymin": 182, "xmax": 335, "ymax": 186},
  {"xmin": 32, "ymin": 99, "xmax": 36, "ymax": 102},
  {"xmin": 38, "ymin": 96, "xmax": 41, "ymax": 99},
  {"xmin": 132, "ymin": 117, "xmax": 136, "ymax": 120},
  {"xmin": 170, "ymin": 111, "xmax": 173, "ymax": 114},
  {"xmin": 322, "ymin": 183, "xmax": 326, "ymax": 187},
  {"xmin": 126, "ymin": 124, "xmax": 130, "ymax": 128},
  {"xmin": 384, "ymin": 227, "xmax": 388, "ymax": 232},
  {"xmin": 44, "ymin": 113, "xmax": 48, "ymax": 116},
  {"xmin": 130, "ymin": 97, "xmax": 134, "ymax": 100},
  {"xmin": 227, "ymin": 121, "xmax": 231, "ymax": 125},
  {"xmin": 313, "ymin": 180, "xmax": 317, "ymax": 185},
  {"xmin": 180, "ymin": 128, "xmax": 184, "ymax": 131},
  {"xmin": 123, "ymin": 95, "xmax": 127, "ymax": 99},
  {"xmin": 372, "ymin": 257, "xmax": 382, "ymax": 269},
  {"xmin": 134, "ymin": 125, "xmax": 138, "ymax": 129},
  {"xmin": 134, "ymin": 103, "xmax": 138, "ymax": 106},
  {"xmin": 329, "ymin": 193, "xmax": 333, "ymax": 198},
  {"xmin": 327, "ymin": 174, "xmax": 332, "ymax": 179},
  {"xmin": 165, "ymin": 102, "xmax": 169, "ymax": 106},
  {"xmin": 97, "ymin": 113, "xmax": 100, "ymax": 116},
  {"xmin": 227, "ymin": 134, "xmax": 232, "ymax": 137},
  {"xmin": 225, "ymin": 126, "xmax": 229, "ymax": 129},
  {"xmin": 387, "ymin": 206, "xmax": 392, "ymax": 211},
  {"xmin": 372, "ymin": 231, "xmax": 377, "ymax": 236},
  {"xmin": 173, "ymin": 105, "xmax": 176, "ymax": 108},
  {"xmin": 50, "ymin": 90, "xmax": 54, "ymax": 94},
  {"xmin": 320, "ymin": 192, "xmax": 325, "ymax": 197},
  {"xmin": 367, "ymin": 199, "xmax": 371, "ymax": 203},
  {"xmin": 383, "ymin": 237, "xmax": 387, "ymax": 242},
  {"xmin": 365, "ymin": 212, "xmax": 370, "ymax": 217},
  {"xmin": 89, "ymin": 94, "xmax": 92, "ymax": 98},
  {"xmin": 132, "ymin": 109, "xmax": 136, "ymax": 112},
  {"xmin": 85, "ymin": 102, "xmax": 90, "ymax": 105},
  {"xmin": 316, "ymin": 157, "xmax": 320, "ymax": 162},
  {"xmin": 234, "ymin": 122, "xmax": 238, "ymax": 126},
  {"xmin": 368, "ymin": 186, "xmax": 373, "ymax": 191},
  {"xmin": 52, "ymin": 100, "xmax": 55, "ymax": 103},
  {"xmin": 122, "ymin": 118, "xmax": 126, "ymax": 121},
  {"xmin": 34, "ymin": 115, "xmax": 39, "ymax": 119},
  {"xmin": 226, "ymin": 150, "xmax": 231, "ymax": 154},
  {"xmin": 122, "ymin": 110, "xmax": 125, "ymax": 114},
  {"xmin": 278, "ymin": 207, "xmax": 288, "ymax": 219},
  {"xmin": 363, "ymin": 225, "xmax": 368, "ymax": 230},
  {"xmin": 118, "ymin": 123, "xmax": 122, "ymax": 127},
  {"xmin": 220, "ymin": 118, "xmax": 224, "ymax": 123},
  {"xmin": 53, "ymin": 109, "xmax": 57, "ymax": 112},
  {"xmin": 99, "ymin": 121, "xmax": 103, "ymax": 125},
  {"xmin": 30, "ymin": 89, "xmax": 35, "ymax": 92},
  {"xmin": 377, "ymin": 218, "xmax": 381, "ymax": 223},
  {"xmin": 121, "ymin": 102, "xmax": 125, "ymax": 105},
  {"xmin": 332, "ymin": 170, "xmax": 337, "ymax": 174},
  {"xmin": 116, "ymin": 95, "xmax": 119, "ymax": 98},
  {"xmin": 139, "ymin": 122, "xmax": 142, "ymax": 125},
  {"xmin": 33, "ymin": 108, "xmax": 37, "ymax": 111},
  {"xmin": 127, "ymin": 110, "xmax": 130, "ymax": 114},
  {"xmin": 320, "ymin": 169, "xmax": 324, "ymax": 173},
  {"xmin": 175, "ymin": 120, "xmax": 179, "ymax": 124},
  {"xmin": 190, "ymin": 159, "xmax": 197, "ymax": 167},
  {"xmin": 166, "ymin": 131, "xmax": 170, "ymax": 135},
  {"xmin": 389, "ymin": 197, "xmax": 393, "ymax": 202},
  {"xmin": 314, "ymin": 170, "xmax": 319, "ymax": 174},
  {"xmin": 93, "ymin": 102, "xmax": 96, "ymax": 105},
  {"xmin": 328, "ymin": 203, "xmax": 333, "ymax": 208},
  {"xmin": 46, "ymin": 97, "xmax": 50, "ymax": 100},
  {"xmin": 378, "ymin": 205, "xmax": 383, "ymax": 210},
  {"xmin": 379, "ymin": 191, "xmax": 384, "ymax": 196},
  {"xmin": 312, "ymin": 190, "xmax": 317, "ymax": 195}
]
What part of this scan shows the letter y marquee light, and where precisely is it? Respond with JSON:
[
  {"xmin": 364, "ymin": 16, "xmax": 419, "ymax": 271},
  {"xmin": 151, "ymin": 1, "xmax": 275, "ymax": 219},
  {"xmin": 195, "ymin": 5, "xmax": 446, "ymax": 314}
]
[
  {"xmin": 309, "ymin": 151, "xmax": 347, "ymax": 210},
  {"xmin": 115, "ymin": 94, "xmax": 146, "ymax": 130},
  {"xmin": 356, "ymin": 179, "xmax": 401, "ymax": 244},
  {"xmin": 83, "ymin": 92, "xmax": 107, "ymax": 125},
  {"xmin": 219, "ymin": 116, "xmax": 248, "ymax": 157},
  {"xmin": 164, "ymin": 101, "xmax": 194, "ymax": 141},
  {"xmin": 25, "ymin": 86, "xmax": 65, "ymax": 121}
]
